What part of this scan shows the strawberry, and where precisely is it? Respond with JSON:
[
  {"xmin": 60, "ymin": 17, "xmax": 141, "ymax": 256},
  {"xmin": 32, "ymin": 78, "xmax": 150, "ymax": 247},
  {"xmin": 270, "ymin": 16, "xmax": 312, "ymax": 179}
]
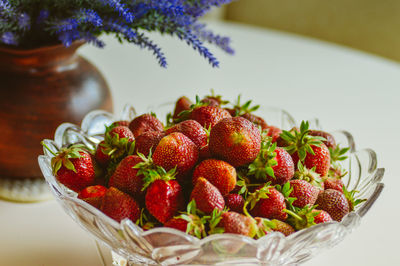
[
  {"xmin": 110, "ymin": 120, "xmax": 130, "ymax": 128},
  {"xmin": 190, "ymin": 105, "xmax": 232, "ymax": 128},
  {"xmin": 152, "ymin": 132, "xmax": 199, "ymax": 181},
  {"xmin": 78, "ymin": 185, "xmax": 107, "ymax": 209},
  {"xmin": 199, "ymin": 144, "xmax": 212, "ymax": 159},
  {"xmin": 164, "ymin": 218, "xmax": 188, "ymax": 232},
  {"xmin": 324, "ymin": 177, "xmax": 344, "ymax": 193},
  {"xmin": 129, "ymin": 113, "xmax": 164, "ymax": 138},
  {"xmin": 101, "ymin": 187, "xmax": 140, "ymax": 223},
  {"xmin": 309, "ymin": 130, "xmax": 336, "ymax": 149},
  {"xmin": 245, "ymin": 185, "xmax": 287, "ymax": 221},
  {"xmin": 270, "ymin": 219, "xmax": 295, "ymax": 236},
  {"xmin": 42, "ymin": 143, "xmax": 95, "ymax": 192},
  {"xmin": 108, "ymin": 155, "xmax": 146, "ymax": 199},
  {"xmin": 280, "ymin": 121, "xmax": 330, "ymax": 176},
  {"xmin": 201, "ymin": 90, "xmax": 229, "ymax": 107},
  {"xmin": 218, "ymin": 211, "xmax": 257, "ymax": 237},
  {"xmin": 315, "ymin": 189, "xmax": 350, "ymax": 221},
  {"xmin": 94, "ymin": 140, "xmax": 110, "ymax": 166},
  {"xmin": 165, "ymin": 200, "xmax": 209, "ymax": 238},
  {"xmin": 190, "ymin": 177, "xmax": 225, "ymax": 214},
  {"xmin": 78, "ymin": 185, "xmax": 107, "ymax": 199},
  {"xmin": 289, "ymin": 179, "xmax": 319, "ymax": 208},
  {"xmin": 265, "ymin": 125, "xmax": 282, "ymax": 143},
  {"xmin": 224, "ymin": 194, "xmax": 245, "ymax": 214},
  {"xmin": 143, "ymin": 168, "xmax": 184, "ymax": 224},
  {"xmin": 313, "ymin": 209, "xmax": 332, "ymax": 224},
  {"xmin": 248, "ymin": 140, "xmax": 294, "ymax": 185},
  {"xmin": 192, "ymin": 159, "xmax": 237, "ymax": 195},
  {"xmin": 209, "ymin": 117, "xmax": 261, "ymax": 167},
  {"xmin": 96, "ymin": 125, "xmax": 135, "ymax": 165},
  {"xmin": 165, "ymin": 120, "xmax": 207, "ymax": 149},
  {"xmin": 173, "ymin": 96, "xmax": 193, "ymax": 119},
  {"xmin": 135, "ymin": 131, "xmax": 165, "ymax": 157},
  {"xmin": 254, "ymin": 217, "xmax": 274, "ymax": 237},
  {"xmin": 109, "ymin": 126, "xmax": 135, "ymax": 142}
]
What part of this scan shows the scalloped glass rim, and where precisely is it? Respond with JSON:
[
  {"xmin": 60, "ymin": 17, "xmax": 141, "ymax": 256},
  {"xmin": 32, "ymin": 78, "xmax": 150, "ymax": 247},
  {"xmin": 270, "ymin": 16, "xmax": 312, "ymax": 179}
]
[{"xmin": 38, "ymin": 104, "xmax": 385, "ymax": 265}]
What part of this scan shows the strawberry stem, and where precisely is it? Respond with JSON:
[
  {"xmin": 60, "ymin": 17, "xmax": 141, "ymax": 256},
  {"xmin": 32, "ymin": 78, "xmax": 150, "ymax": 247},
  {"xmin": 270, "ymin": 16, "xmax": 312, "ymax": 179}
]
[
  {"xmin": 41, "ymin": 141, "xmax": 57, "ymax": 156},
  {"xmin": 283, "ymin": 209, "xmax": 303, "ymax": 221}
]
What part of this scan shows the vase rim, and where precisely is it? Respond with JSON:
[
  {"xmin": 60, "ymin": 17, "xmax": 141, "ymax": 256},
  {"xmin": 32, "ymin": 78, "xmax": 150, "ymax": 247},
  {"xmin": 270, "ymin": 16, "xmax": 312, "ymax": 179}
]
[{"xmin": 0, "ymin": 40, "xmax": 85, "ymax": 55}]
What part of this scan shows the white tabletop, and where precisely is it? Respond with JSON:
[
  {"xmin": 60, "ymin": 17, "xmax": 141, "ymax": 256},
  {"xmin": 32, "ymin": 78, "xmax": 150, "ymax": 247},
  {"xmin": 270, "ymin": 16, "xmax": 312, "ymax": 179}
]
[{"xmin": 1, "ymin": 20, "xmax": 398, "ymax": 265}]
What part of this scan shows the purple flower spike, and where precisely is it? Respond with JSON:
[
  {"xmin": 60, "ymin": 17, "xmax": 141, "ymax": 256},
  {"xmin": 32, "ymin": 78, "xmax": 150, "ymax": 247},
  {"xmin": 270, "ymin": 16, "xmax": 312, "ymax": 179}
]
[
  {"xmin": 100, "ymin": 0, "xmax": 134, "ymax": 23},
  {"xmin": 18, "ymin": 12, "xmax": 31, "ymax": 30},
  {"xmin": 37, "ymin": 10, "xmax": 50, "ymax": 24},
  {"xmin": 78, "ymin": 9, "xmax": 103, "ymax": 27}
]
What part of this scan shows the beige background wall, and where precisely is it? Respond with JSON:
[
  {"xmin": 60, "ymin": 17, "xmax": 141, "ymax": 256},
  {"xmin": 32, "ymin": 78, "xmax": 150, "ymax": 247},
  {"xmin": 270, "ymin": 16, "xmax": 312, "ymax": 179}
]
[{"xmin": 226, "ymin": 0, "xmax": 400, "ymax": 62}]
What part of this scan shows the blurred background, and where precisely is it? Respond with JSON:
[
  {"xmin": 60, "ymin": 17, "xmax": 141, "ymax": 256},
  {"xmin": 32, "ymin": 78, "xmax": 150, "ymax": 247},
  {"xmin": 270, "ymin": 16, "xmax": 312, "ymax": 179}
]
[{"xmin": 209, "ymin": 0, "xmax": 400, "ymax": 62}]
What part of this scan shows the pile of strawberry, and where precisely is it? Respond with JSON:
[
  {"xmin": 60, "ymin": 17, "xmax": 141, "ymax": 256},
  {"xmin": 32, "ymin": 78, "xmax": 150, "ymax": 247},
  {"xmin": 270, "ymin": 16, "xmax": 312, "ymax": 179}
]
[{"xmin": 43, "ymin": 93, "xmax": 365, "ymax": 239}]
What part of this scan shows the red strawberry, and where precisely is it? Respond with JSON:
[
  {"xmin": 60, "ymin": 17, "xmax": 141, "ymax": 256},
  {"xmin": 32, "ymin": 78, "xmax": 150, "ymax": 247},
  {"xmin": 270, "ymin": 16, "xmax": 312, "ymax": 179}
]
[
  {"xmin": 316, "ymin": 189, "xmax": 350, "ymax": 221},
  {"xmin": 43, "ymin": 143, "xmax": 95, "ymax": 192},
  {"xmin": 309, "ymin": 130, "xmax": 336, "ymax": 149},
  {"xmin": 108, "ymin": 155, "xmax": 145, "ymax": 199},
  {"xmin": 199, "ymin": 144, "xmax": 212, "ymax": 160},
  {"xmin": 201, "ymin": 97, "xmax": 220, "ymax": 107},
  {"xmin": 271, "ymin": 219, "xmax": 295, "ymax": 236},
  {"xmin": 241, "ymin": 112, "xmax": 268, "ymax": 129},
  {"xmin": 111, "ymin": 120, "xmax": 130, "ymax": 128},
  {"xmin": 218, "ymin": 211, "xmax": 257, "ymax": 237},
  {"xmin": 152, "ymin": 132, "xmax": 199, "ymax": 181},
  {"xmin": 190, "ymin": 177, "xmax": 225, "ymax": 214},
  {"xmin": 135, "ymin": 131, "xmax": 165, "ymax": 157},
  {"xmin": 247, "ymin": 185, "xmax": 287, "ymax": 221},
  {"xmin": 249, "ymin": 143, "xmax": 294, "ymax": 185},
  {"xmin": 164, "ymin": 218, "xmax": 188, "ymax": 232},
  {"xmin": 95, "ymin": 140, "xmax": 110, "ymax": 165},
  {"xmin": 265, "ymin": 125, "xmax": 282, "ymax": 143},
  {"xmin": 190, "ymin": 105, "xmax": 232, "ymax": 128},
  {"xmin": 303, "ymin": 144, "xmax": 331, "ymax": 177},
  {"xmin": 129, "ymin": 113, "xmax": 164, "ymax": 138},
  {"xmin": 78, "ymin": 185, "xmax": 107, "ymax": 199},
  {"xmin": 226, "ymin": 95, "xmax": 267, "ymax": 129},
  {"xmin": 313, "ymin": 209, "xmax": 332, "ymax": 224},
  {"xmin": 78, "ymin": 185, "xmax": 107, "ymax": 209},
  {"xmin": 209, "ymin": 117, "xmax": 261, "ymax": 167},
  {"xmin": 280, "ymin": 121, "xmax": 330, "ymax": 176},
  {"xmin": 324, "ymin": 177, "xmax": 344, "ymax": 193},
  {"xmin": 289, "ymin": 179, "xmax": 319, "ymax": 208},
  {"xmin": 109, "ymin": 126, "xmax": 135, "ymax": 142},
  {"xmin": 173, "ymin": 96, "xmax": 193, "ymax": 119},
  {"xmin": 144, "ymin": 168, "xmax": 184, "ymax": 224},
  {"xmin": 192, "ymin": 159, "xmax": 237, "ymax": 195},
  {"xmin": 101, "ymin": 187, "xmax": 140, "ymax": 223},
  {"xmin": 165, "ymin": 120, "xmax": 207, "ymax": 149},
  {"xmin": 224, "ymin": 194, "xmax": 245, "ymax": 214}
]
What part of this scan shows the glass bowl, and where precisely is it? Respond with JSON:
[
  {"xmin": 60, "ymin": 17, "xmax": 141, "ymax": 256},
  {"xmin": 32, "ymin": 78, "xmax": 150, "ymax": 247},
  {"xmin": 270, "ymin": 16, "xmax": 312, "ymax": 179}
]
[{"xmin": 38, "ymin": 104, "xmax": 384, "ymax": 265}]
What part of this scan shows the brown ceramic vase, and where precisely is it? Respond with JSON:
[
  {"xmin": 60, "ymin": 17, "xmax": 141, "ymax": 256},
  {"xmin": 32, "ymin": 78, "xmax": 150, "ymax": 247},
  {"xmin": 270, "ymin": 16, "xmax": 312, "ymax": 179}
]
[{"xmin": 0, "ymin": 41, "xmax": 113, "ymax": 179}]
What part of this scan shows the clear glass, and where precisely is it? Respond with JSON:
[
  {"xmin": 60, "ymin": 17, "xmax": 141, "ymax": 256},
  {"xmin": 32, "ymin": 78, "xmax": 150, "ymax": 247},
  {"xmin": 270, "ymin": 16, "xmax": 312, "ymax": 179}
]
[{"xmin": 38, "ymin": 104, "xmax": 384, "ymax": 265}]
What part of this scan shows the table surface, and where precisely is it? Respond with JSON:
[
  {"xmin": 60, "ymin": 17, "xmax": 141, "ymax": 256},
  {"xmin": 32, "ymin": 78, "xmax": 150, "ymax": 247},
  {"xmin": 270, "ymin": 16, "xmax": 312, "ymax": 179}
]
[{"xmin": 1, "ymin": 20, "xmax": 399, "ymax": 266}]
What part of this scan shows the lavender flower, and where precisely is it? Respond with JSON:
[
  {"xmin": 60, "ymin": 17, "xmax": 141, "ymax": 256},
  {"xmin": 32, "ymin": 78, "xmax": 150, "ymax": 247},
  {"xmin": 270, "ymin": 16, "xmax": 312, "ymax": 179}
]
[
  {"xmin": 0, "ymin": 0, "xmax": 235, "ymax": 67},
  {"xmin": 99, "ymin": 0, "xmax": 134, "ymax": 23},
  {"xmin": 18, "ymin": 12, "xmax": 30, "ymax": 30},
  {"xmin": 1, "ymin": 32, "xmax": 17, "ymax": 45},
  {"xmin": 77, "ymin": 9, "xmax": 103, "ymax": 27}
]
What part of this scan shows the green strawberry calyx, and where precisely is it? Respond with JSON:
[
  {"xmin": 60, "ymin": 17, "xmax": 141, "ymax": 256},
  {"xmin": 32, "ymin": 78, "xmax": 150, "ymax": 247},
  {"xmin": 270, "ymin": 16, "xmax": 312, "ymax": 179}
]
[
  {"xmin": 101, "ymin": 124, "xmax": 135, "ymax": 160},
  {"xmin": 284, "ymin": 205, "xmax": 319, "ymax": 231},
  {"xmin": 140, "ymin": 166, "xmax": 177, "ymax": 191},
  {"xmin": 175, "ymin": 95, "xmax": 208, "ymax": 123},
  {"xmin": 176, "ymin": 200, "xmax": 209, "ymax": 239},
  {"xmin": 343, "ymin": 186, "xmax": 367, "ymax": 212},
  {"xmin": 293, "ymin": 161, "xmax": 323, "ymax": 189},
  {"xmin": 231, "ymin": 94, "xmax": 260, "ymax": 117},
  {"xmin": 255, "ymin": 217, "xmax": 276, "ymax": 239},
  {"xmin": 243, "ymin": 183, "xmax": 273, "ymax": 217},
  {"xmin": 248, "ymin": 139, "xmax": 277, "ymax": 180},
  {"xmin": 280, "ymin": 121, "xmax": 326, "ymax": 161},
  {"xmin": 275, "ymin": 182, "xmax": 297, "ymax": 212},
  {"xmin": 208, "ymin": 207, "xmax": 228, "ymax": 235},
  {"xmin": 42, "ymin": 141, "xmax": 87, "ymax": 176},
  {"xmin": 136, "ymin": 208, "xmax": 156, "ymax": 231}
]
